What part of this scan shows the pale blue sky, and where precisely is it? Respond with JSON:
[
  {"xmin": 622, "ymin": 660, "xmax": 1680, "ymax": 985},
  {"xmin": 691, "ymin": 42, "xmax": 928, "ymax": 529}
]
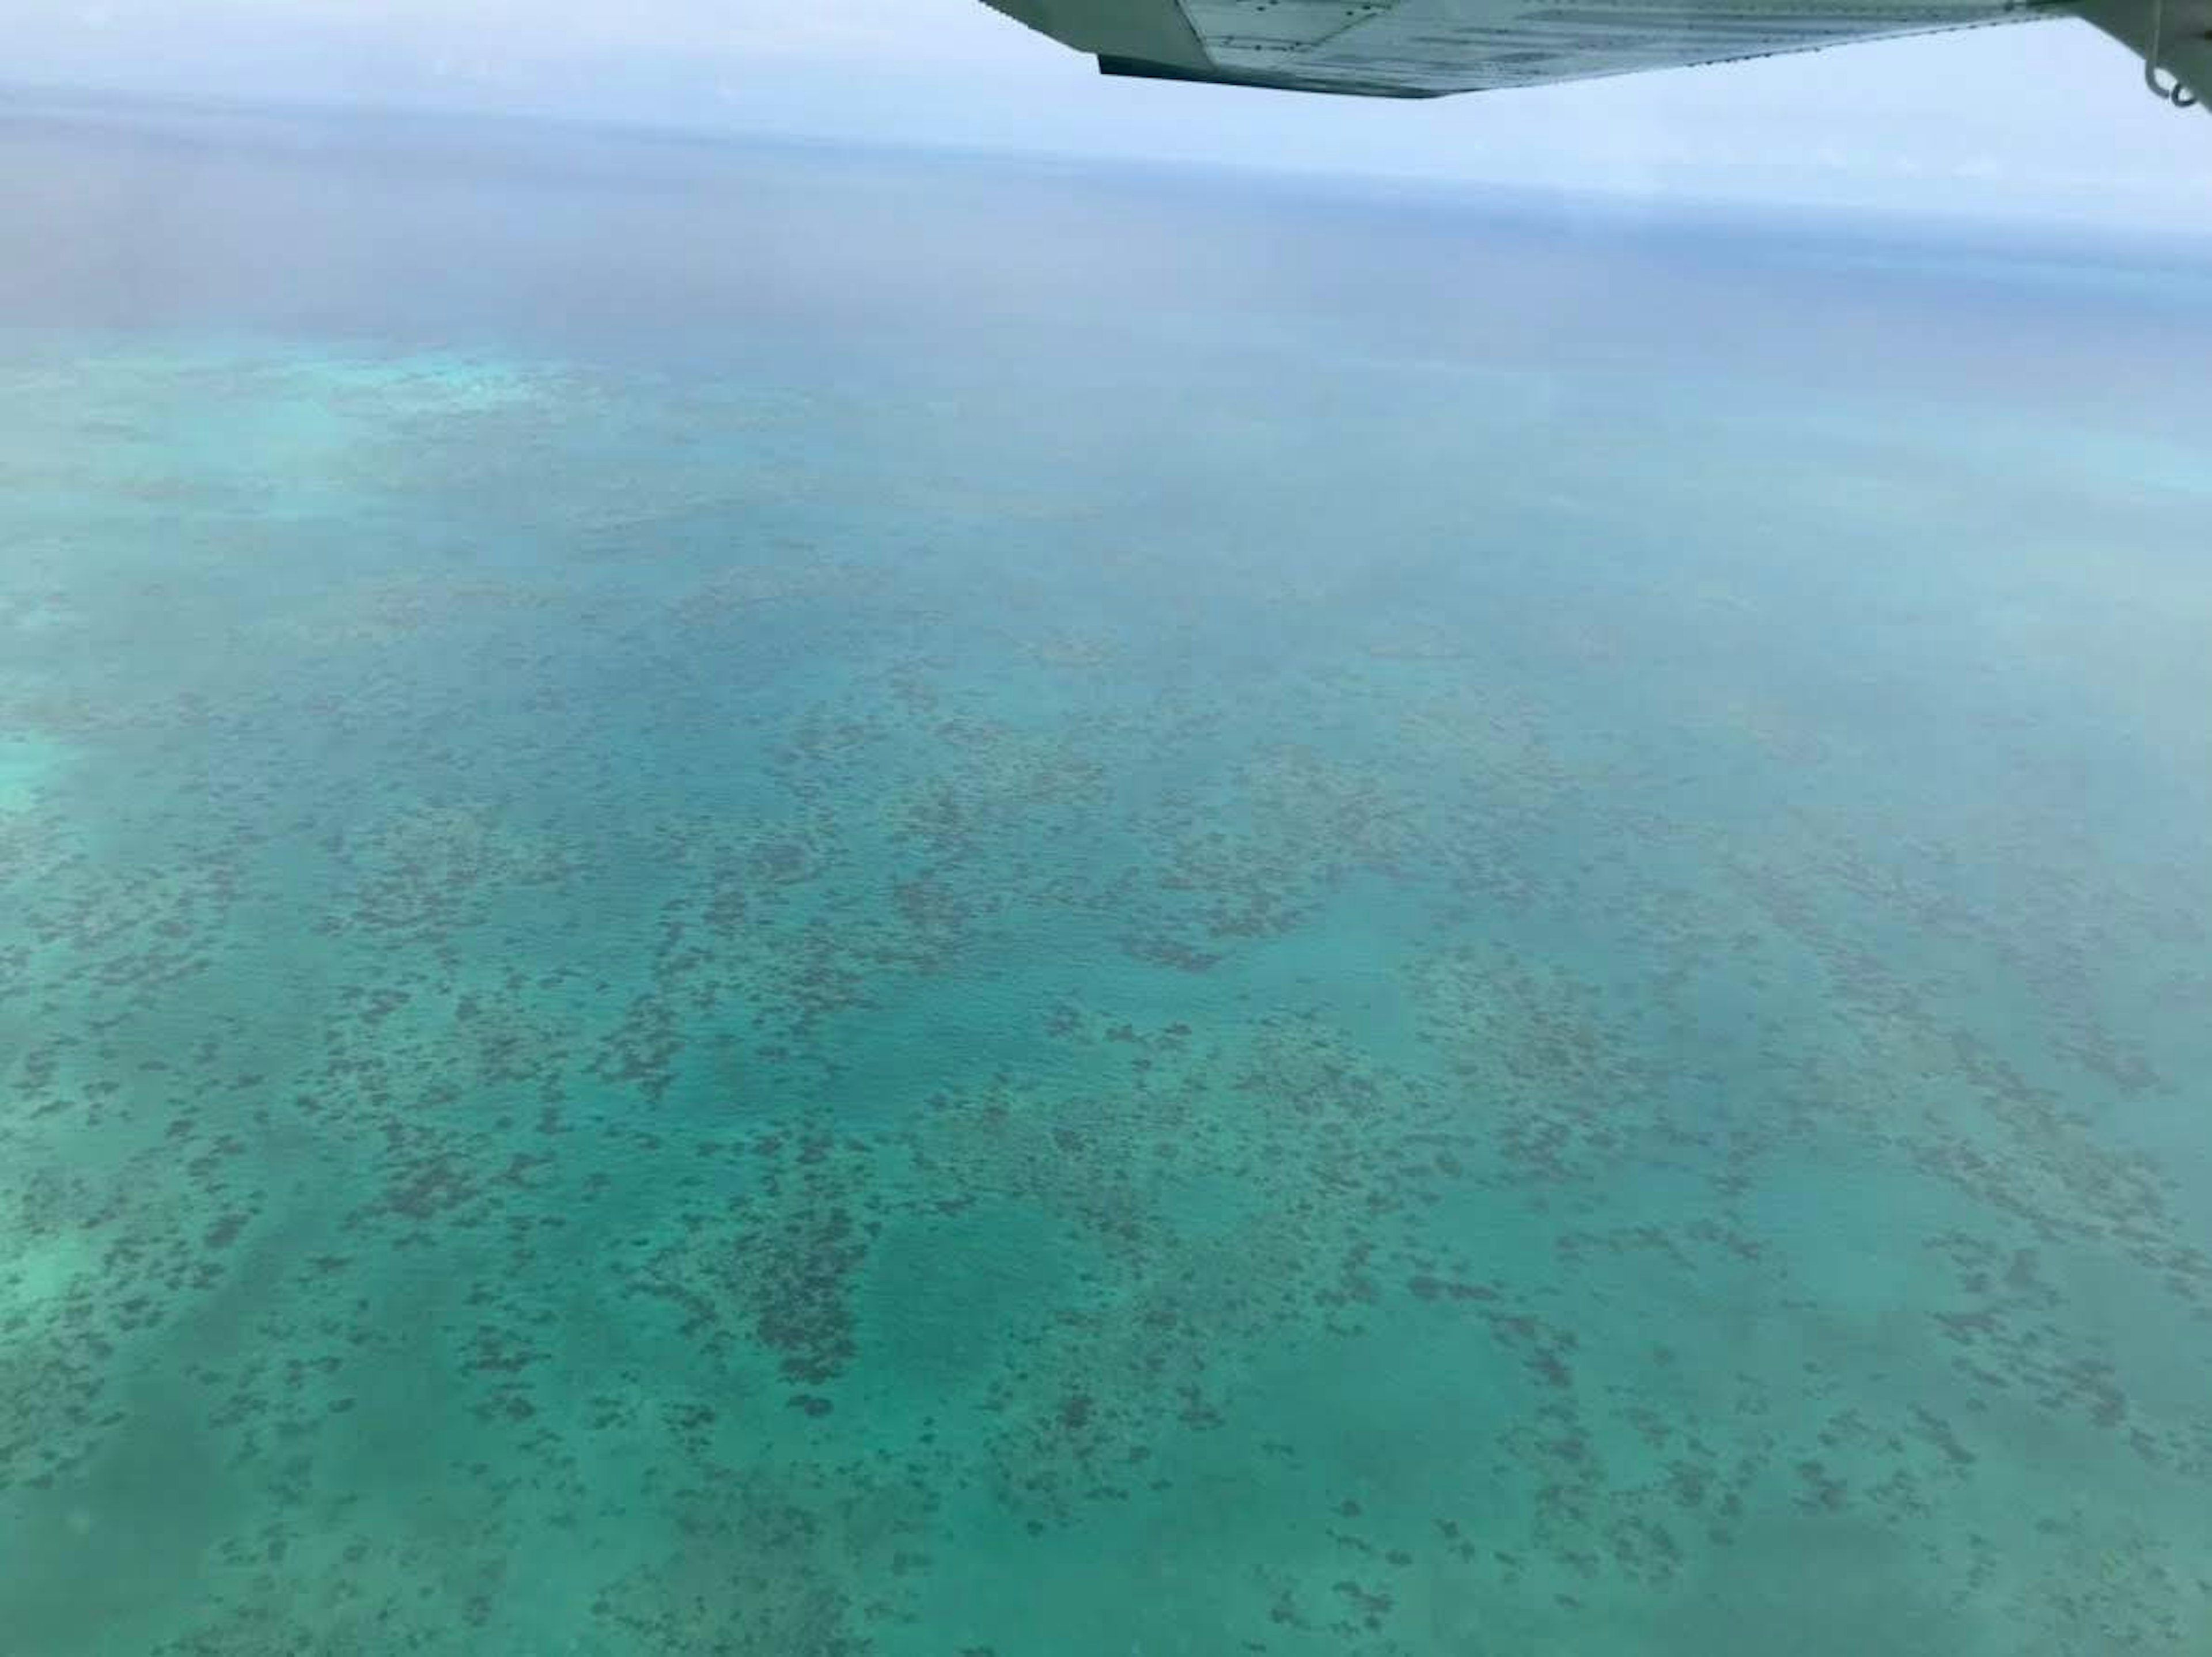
[{"xmin": 9, "ymin": 0, "xmax": 2209, "ymax": 227}]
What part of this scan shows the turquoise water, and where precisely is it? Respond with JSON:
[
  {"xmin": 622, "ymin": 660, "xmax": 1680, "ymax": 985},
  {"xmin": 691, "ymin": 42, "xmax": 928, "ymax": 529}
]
[{"xmin": 4, "ymin": 98, "xmax": 2212, "ymax": 1656}]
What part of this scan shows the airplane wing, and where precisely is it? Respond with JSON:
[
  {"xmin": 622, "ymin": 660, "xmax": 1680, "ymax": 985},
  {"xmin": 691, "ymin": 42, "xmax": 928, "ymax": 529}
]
[{"xmin": 979, "ymin": 0, "xmax": 2209, "ymax": 107}]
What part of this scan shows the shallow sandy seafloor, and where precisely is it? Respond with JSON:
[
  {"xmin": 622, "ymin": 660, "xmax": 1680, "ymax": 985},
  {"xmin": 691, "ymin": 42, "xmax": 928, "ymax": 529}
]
[{"xmin": 2, "ymin": 328, "xmax": 2210, "ymax": 1657}]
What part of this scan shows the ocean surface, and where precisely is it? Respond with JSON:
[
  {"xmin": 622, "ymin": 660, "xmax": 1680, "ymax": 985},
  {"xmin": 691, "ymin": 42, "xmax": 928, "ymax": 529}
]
[{"xmin": 3, "ymin": 93, "xmax": 2211, "ymax": 1657}]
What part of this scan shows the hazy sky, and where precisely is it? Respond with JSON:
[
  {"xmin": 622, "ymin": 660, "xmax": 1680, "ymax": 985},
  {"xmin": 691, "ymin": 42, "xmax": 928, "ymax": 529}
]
[{"xmin": 9, "ymin": 0, "xmax": 2209, "ymax": 227}]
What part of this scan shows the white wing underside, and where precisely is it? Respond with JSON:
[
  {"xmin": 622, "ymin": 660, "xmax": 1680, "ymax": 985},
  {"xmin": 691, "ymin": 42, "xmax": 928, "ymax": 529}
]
[{"xmin": 982, "ymin": 0, "xmax": 2210, "ymax": 106}]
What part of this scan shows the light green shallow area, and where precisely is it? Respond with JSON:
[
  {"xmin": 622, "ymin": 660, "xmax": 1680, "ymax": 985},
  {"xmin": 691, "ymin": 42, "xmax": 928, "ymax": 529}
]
[{"xmin": 4, "ymin": 175, "xmax": 2212, "ymax": 1656}]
